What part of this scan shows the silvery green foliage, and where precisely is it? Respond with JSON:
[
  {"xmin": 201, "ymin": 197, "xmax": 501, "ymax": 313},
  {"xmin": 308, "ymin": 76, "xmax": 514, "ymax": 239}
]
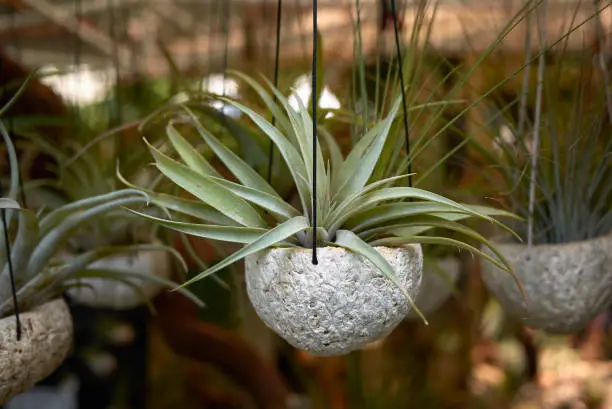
[
  {"xmin": 0, "ymin": 121, "xmax": 202, "ymax": 318},
  {"xmin": 125, "ymin": 72, "xmax": 520, "ymax": 323}
]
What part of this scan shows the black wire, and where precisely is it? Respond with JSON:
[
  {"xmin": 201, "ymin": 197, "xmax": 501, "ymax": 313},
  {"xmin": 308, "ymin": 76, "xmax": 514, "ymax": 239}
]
[
  {"xmin": 0, "ymin": 182, "xmax": 22, "ymax": 340},
  {"xmin": 2, "ymin": 5, "xmax": 24, "ymax": 341},
  {"xmin": 108, "ymin": 0, "xmax": 122, "ymax": 128},
  {"xmin": 311, "ymin": 0, "xmax": 318, "ymax": 265},
  {"xmin": 206, "ymin": 1, "xmax": 215, "ymax": 77},
  {"xmin": 390, "ymin": 0, "xmax": 412, "ymax": 187},
  {"xmin": 221, "ymin": 0, "xmax": 230, "ymax": 95},
  {"xmin": 73, "ymin": 0, "xmax": 82, "ymax": 132},
  {"xmin": 266, "ymin": 0, "xmax": 283, "ymax": 184}
]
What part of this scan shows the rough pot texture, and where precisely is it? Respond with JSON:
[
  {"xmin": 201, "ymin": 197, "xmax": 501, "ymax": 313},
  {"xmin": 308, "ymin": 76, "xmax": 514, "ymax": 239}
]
[
  {"xmin": 0, "ymin": 299, "xmax": 73, "ymax": 404},
  {"xmin": 245, "ymin": 245, "xmax": 423, "ymax": 356},
  {"xmin": 67, "ymin": 245, "xmax": 171, "ymax": 310},
  {"xmin": 481, "ymin": 234, "xmax": 612, "ymax": 333},
  {"xmin": 407, "ymin": 256, "xmax": 461, "ymax": 319}
]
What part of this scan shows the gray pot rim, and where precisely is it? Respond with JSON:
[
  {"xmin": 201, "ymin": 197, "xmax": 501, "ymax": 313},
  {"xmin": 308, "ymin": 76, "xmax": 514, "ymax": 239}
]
[
  {"xmin": 256, "ymin": 243, "xmax": 418, "ymax": 254},
  {"xmin": 490, "ymin": 232, "xmax": 612, "ymax": 251}
]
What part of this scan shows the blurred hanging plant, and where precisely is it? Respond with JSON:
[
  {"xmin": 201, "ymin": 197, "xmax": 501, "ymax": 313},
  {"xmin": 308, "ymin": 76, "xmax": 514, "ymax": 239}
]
[
  {"xmin": 470, "ymin": 52, "xmax": 612, "ymax": 244},
  {"xmin": 0, "ymin": 118, "xmax": 202, "ymax": 318}
]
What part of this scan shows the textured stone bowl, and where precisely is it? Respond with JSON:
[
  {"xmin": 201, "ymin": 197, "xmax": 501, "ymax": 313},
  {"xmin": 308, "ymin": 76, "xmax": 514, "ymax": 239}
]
[
  {"xmin": 407, "ymin": 256, "xmax": 461, "ymax": 319},
  {"xmin": 67, "ymin": 244, "xmax": 170, "ymax": 310},
  {"xmin": 245, "ymin": 245, "xmax": 423, "ymax": 356},
  {"xmin": 481, "ymin": 234, "xmax": 612, "ymax": 333},
  {"xmin": 0, "ymin": 299, "xmax": 73, "ymax": 404}
]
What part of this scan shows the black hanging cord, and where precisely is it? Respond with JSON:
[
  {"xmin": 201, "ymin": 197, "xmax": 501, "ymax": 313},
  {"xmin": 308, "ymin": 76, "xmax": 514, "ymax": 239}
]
[
  {"xmin": 2, "ymin": 4, "xmax": 24, "ymax": 341},
  {"xmin": 390, "ymin": 0, "xmax": 412, "ymax": 187},
  {"xmin": 311, "ymin": 0, "xmax": 318, "ymax": 265},
  {"xmin": 266, "ymin": 0, "xmax": 283, "ymax": 183},
  {"xmin": 72, "ymin": 0, "xmax": 82, "ymax": 131},
  {"xmin": 0, "ymin": 182, "xmax": 22, "ymax": 340},
  {"xmin": 206, "ymin": 1, "xmax": 215, "ymax": 78},
  {"xmin": 108, "ymin": 0, "xmax": 123, "ymax": 129},
  {"xmin": 221, "ymin": 0, "xmax": 230, "ymax": 95}
]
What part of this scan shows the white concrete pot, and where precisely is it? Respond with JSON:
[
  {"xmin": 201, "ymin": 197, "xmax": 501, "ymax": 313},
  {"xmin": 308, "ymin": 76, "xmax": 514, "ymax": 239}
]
[
  {"xmin": 245, "ymin": 245, "xmax": 423, "ymax": 356},
  {"xmin": 481, "ymin": 234, "xmax": 612, "ymax": 333},
  {"xmin": 67, "ymin": 243, "xmax": 171, "ymax": 310},
  {"xmin": 407, "ymin": 256, "xmax": 461, "ymax": 319},
  {"xmin": 0, "ymin": 299, "xmax": 73, "ymax": 404}
]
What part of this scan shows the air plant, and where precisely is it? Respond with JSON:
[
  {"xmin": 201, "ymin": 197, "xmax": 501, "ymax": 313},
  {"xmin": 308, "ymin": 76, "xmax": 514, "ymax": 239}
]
[
  {"xmin": 123, "ymin": 73, "xmax": 521, "ymax": 317},
  {"xmin": 473, "ymin": 56, "xmax": 612, "ymax": 244},
  {"xmin": 0, "ymin": 120, "xmax": 202, "ymax": 318}
]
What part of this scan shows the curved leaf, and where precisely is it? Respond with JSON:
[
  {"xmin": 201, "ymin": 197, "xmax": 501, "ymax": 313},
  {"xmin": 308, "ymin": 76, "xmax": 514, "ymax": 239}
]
[
  {"xmin": 166, "ymin": 122, "xmax": 220, "ymax": 177},
  {"xmin": 146, "ymin": 139, "xmax": 267, "ymax": 228},
  {"xmin": 126, "ymin": 209, "xmax": 270, "ymax": 244},
  {"xmin": 176, "ymin": 215, "xmax": 310, "ymax": 288},
  {"xmin": 181, "ymin": 105, "xmax": 282, "ymax": 198}
]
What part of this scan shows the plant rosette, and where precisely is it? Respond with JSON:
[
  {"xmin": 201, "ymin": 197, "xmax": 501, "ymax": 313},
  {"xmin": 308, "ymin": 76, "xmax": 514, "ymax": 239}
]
[
  {"xmin": 406, "ymin": 256, "xmax": 461, "ymax": 320},
  {"xmin": 0, "ymin": 299, "xmax": 73, "ymax": 404},
  {"xmin": 66, "ymin": 239, "xmax": 172, "ymax": 310},
  {"xmin": 126, "ymin": 74, "xmax": 517, "ymax": 356},
  {"xmin": 481, "ymin": 234, "xmax": 612, "ymax": 333},
  {"xmin": 246, "ymin": 245, "xmax": 423, "ymax": 356}
]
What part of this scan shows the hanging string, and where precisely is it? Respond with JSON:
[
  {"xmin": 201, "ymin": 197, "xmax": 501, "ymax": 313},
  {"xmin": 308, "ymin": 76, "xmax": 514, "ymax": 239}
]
[
  {"xmin": 266, "ymin": 0, "xmax": 283, "ymax": 184},
  {"xmin": 221, "ymin": 0, "xmax": 230, "ymax": 96},
  {"xmin": 0, "ymin": 182, "xmax": 22, "ymax": 340},
  {"xmin": 107, "ymin": 0, "xmax": 123, "ymax": 160},
  {"xmin": 72, "ymin": 0, "xmax": 82, "ymax": 134},
  {"xmin": 206, "ymin": 1, "xmax": 215, "ymax": 79},
  {"xmin": 311, "ymin": 0, "xmax": 318, "ymax": 265},
  {"xmin": 389, "ymin": 0, "xmax": 412, "ymax": 187},
  {"xmin": 108, "ymin": 0, "xmax": 122, "ymax": 126},
  {"xmin": 2, "ymin": 4, "xmax": 24, "ymax": 341},
  {"xmin": 527, "ymin": 0, "xmax": 547, "ymax": 247}
]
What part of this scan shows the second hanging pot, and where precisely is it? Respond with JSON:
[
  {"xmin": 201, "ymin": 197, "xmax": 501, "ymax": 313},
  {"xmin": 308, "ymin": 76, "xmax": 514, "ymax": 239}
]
[
  {"xmin": 406, "ymin": 256, "xmax": 461, "ymax": 319},
  {"xmin": 67, "ymin": 240, "xmax": 171, "ymax": 310},
  {"xmin": 245, "ymin": 244, "xmax": 423, "ymax": 356},
  {"xmin": 481, "ymin": 234, "xmax": 612, "ymax": 333}
]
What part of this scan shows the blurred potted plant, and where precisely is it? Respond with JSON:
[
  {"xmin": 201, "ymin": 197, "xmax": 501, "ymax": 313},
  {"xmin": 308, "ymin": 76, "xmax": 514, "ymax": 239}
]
[
  {"xmin": 474, "ymin": 26, "xmax": 612, "ymax": 332},
  {"xmin": 0, "ymin": 122, "xmax": 202, "ymax": 404},
  {"xmin": 18, "ymin": 113, "xmax": 185, "ymax": 310}
]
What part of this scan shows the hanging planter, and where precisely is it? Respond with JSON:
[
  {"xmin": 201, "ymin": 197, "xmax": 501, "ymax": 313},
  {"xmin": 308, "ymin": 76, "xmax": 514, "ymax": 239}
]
[
  {"xmin": 406, "ymin": 256, "xmax": 461, "ymax": 319},
  {"xmin": 481, "ymin": 234, "xmax": 612, "ymax": 333},
  {"xmin": 245, "ymin": 245, "xmax": 423, "ymax": 356},
  {"xmin": 0, "ymin": 299, "xmax": 73, "ymax": 405},
  {"xmin": 126, "ymin": 70, "xmax": 516, "ymax": 357},
  {"xmin": 67, "ymin": 239, "xmax": 172, "ymax": 310}
]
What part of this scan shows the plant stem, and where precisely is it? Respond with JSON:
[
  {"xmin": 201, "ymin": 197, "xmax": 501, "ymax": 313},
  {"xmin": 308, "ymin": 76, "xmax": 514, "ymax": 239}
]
[
  {"xmin": 518, "ymin": 0, "xmax": 534, "ymax": 137},
  {"xmin": 527, "ymin": 0, "xmax": 547, "ymax": 247}
]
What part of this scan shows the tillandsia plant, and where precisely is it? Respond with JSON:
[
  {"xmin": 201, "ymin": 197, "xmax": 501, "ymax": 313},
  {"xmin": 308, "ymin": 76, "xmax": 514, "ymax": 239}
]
[
  {"xmin": 474, "ymin": 11, "xmax": 612, "ymax": 332},
  {"xmin": 0, "ymin": 117, "xmax": 202, "ymax": 402},
  {"xmin": 7, "ymin": 91, "xmax": 190, "ymax": 308},
  {"xmin": 19, "ymin": 113, "xmax": 157, "ymax": 250},
  {"xmin": 123, "ymin": 71, "xmax": 522, "ymax": 355},
  {"xmin": 0, "ymin": 120, "xmax": 202, "ymax": 318},
  {"xmin": 475, "ymin": 70, "xmax": 612, "ymax": 245}
]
